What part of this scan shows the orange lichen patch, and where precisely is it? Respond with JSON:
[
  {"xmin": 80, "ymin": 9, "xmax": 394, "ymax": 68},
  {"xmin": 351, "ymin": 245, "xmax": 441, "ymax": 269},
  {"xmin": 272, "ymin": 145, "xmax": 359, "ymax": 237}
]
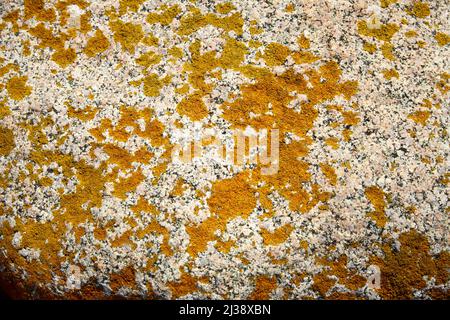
[
  {"xmin": 113, "ymin": 170, "xmax": 145, "ymax": 199},
  {"xmin": 383, "ymin": 68, "xmax": 399, "ymax": 80},
  {"xmin": 24, "ymin": 0, "xmax": 56, "ymax": 22},
  {"xmin": 357, "ymin": 20, "xmax": 400, "ymax": 43},
  {"xmin": 186, "ymin": 172, "xmax": 256, "ymax": 257},
  {"xmin": 170, "ymin": 178, "xmax": 186, "ymax": 197},
  {"xmin": 364, "ymin": 186, "xmax": 387, "ymax": 228},
  {"xmin": 103, "ymin": 144, "xmax": 153, "ymax": 170},
  {"xmin": 435, "ymin": 32, "xmax": 450, "ymax": 46},
  {"xmin": 167, "ymin": 272, "xmax": 198, "ymax": 299},
  {"xmin": 209, "ymin": 174, "xmax": 256, "ymax": 218},
  {"xmin": 6, "ymin": 76, "xmax": 32, "ymax": 100},
  {"xmin": 0, "ymin": 126, "xmax": 15, "ymax": 156},
  {"xmin": 177, "ymin": 91, "xmax": 209, "ymax": 121},
  {"xmin": 84, "ymin": 30, "xmax": 110, "ymax": 57},
  {"xmin": 262, "ymin": 43, "xmax": 291, "ymax": 66},
  {"xmin": 371, "ymin": 230, "xmax": 449, "ymax": 299},
  {"xmin": 136, "ymin": 51, "xmax": 162, "ymax": 69},
  {"xmin": 109, "ymin": 266, "xmax": 136, "ymax": 291},
  {"xmin": 341, "ymin": 110, "xmax": 360, "ymax": 126},
  {"xmin": 109, "ymin": 19, "xmax": 144, "ymax": 53},
  {"xmin": 380, "ymin": 0, "xmax": 397, "ymax": 8},
  {"xmin": 313, "ymin": 255, "xmax": 366, "ymax": 297},
  {"xmin": 407, "ymin": 1, "xmax": 431, "ymax": 19},
  {"xmin": 146, "ymin": 4, "xmax": 181, "ymax": 25},
  {"xmin": 285, "ymin": 3, "xmax": 295, "ymax": 13},
  {"xmin": 216, "ymin": 239, "xmax": 234, "ymax": 253},
  {"xmin": 261, "ymin": 224, "xmax": 294, "ymax": 246},
  {"xmin": 408, "ymin": 110, "xmax": 431, "ymax": 126},
  {"xmin": 51, "ymin": 47, "xmax": 77, "ymax": 68},
  {"xmin": 320, "ymin": 163, "xmax": 337, "ymax": 186},
  {"xmin": 363, "ymin": 42, "xmax": 377, "ymax": 54},
  {"xmin": 249, "ymin": 275, "xmax": 277, "ymax": 299},
  {"xmin": 119, "ymin": 0, "xmax": 145, "ymax": 14}
]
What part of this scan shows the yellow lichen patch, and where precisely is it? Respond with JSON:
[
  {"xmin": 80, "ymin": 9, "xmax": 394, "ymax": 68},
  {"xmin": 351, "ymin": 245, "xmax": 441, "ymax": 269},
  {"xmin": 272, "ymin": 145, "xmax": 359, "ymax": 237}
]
[
  {"xmin": 119, "ymin": 0, "xmax": 145, "ymax": 14},
  {"xmin": 51, "ymin": 47, "xmax": 77, "ymax": 68},
  {"xmin": 292, "ymin": 51, "xmax": 319, "ymax": 64},
  {"xmin": 405, "ymin": 30, "xmax": 418, "ymax": 38},
  {"xmin": 382, "ymin": 68, "xmax": 399, "ymax": 80},
  {"xmin": 84, "ymin": 30, "xmax": 110, "ymax": 57},
  {"xmin": 325, "ymin": 137, "xmax": 339, "ymax": 150},
  {"xmin": 0, "ymin": 126, "xmax": 15, "ymax": 156},
  {"xmin": 381, "ymin": 42, "xmax": 396, "ymax": 60},
  {"xmin": 380, "ymin": 0, "xmax": 397, "ymax": 8},
  {"xmin": 67, "ymin": 103, "xmax": 98, "ymax": 121},
  {"xmin": 0, "ymin": 101, "xmax": 11, "ymax": 119},
  {"xmin": 249, "ymin": 275, "xmax": 277, "ymax": 299},
  {"xmin": 298, "ymin": 35, "xmax": 310, "ymax": 49},
  {"xmin": 262, "ymin": 43, "xmax": 291, "ymax": 66},
  {"xmin": 365, "ymin": 186, "xmax": 387, "ymax": 228},
  {"xmin": 261, "ymin": 224, "xmax": 294, "ymax": 246},
  {"xmin": 142, "ymin": 74, "xmax": 164, "ymax": 97},
  {"xmin": 142, "ymin": 34, "xmax": 159, "ymax": 47},
  {"xmin": 27, "ymin": 23, "xmax": 61, "ymax": 49},
  {"xmin": 136, "ymin": 51, "xmax": 162, "ymax": 69},
  {"xmin": 6, "ymin": 76, "xmax": 32, "ymax": 100},
  {"xmin": 407, "ymin": 1, "xmax": 431, "ymax": 19},
  {"xmin": 146, "ymin": 4, "xmax": 181, "ymax": 25},
  {"xmin": 24, "ymin": 0, "xmax": 56, "ymax": 22},
  {"xmin": 408, "ymin": 110, "xmax": 431, "ymax": 126},
  {"xmin": 0, "ymin": 63, "xmax": 20, "ymax": 78},
  {"xmin": 22, "ymin": 40, "xmax": 31, "ymax": 56},
  {"xmin": 357, "ymin": 20, "xmax": 400, "ymax": 43},
  {"xmin": 363, "ymin": 42, "xmax": 377, "ymax": 54},
  {"xmin": 435, "ymin": 32, "xmax": 450, "ymax": 46},
  {"xmin": 216, "ymin": 2, "xmax": 236, "ymax": 14},
  {"xmin": 177, "ymin": 8, "xmax": 244, "ymax": 36},
  {"xmin": 109, "ymin": 19, "xmax": 144, "ymax": 53},
  {"xmin": 436, "ymin": 73, "xmax": 449, "ymax": 95},
  {"xmin": 320, "ymin": 163, "xmax": 337, "ymax": 186},
  {"xmin": 168, "ymin": 46, "xmax": 183, "ymax": 59},
  {"xmin": 177, "ymin": 91, "xmax": 209, "ymax": 121}
]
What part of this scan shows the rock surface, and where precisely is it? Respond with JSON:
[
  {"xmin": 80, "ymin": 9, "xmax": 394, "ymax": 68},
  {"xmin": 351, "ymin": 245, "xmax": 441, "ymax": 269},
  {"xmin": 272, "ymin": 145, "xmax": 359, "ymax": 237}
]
[{"xmin": 0, "ymin": 0, "xmax": 448, "ymax": 299}]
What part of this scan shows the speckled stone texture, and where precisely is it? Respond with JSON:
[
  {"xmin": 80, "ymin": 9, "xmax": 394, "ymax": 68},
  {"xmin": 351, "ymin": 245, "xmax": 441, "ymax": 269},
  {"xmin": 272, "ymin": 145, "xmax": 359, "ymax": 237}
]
[{"xmin": 0, "ymin": 0, "xmax": 448, "ymax": 300}]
